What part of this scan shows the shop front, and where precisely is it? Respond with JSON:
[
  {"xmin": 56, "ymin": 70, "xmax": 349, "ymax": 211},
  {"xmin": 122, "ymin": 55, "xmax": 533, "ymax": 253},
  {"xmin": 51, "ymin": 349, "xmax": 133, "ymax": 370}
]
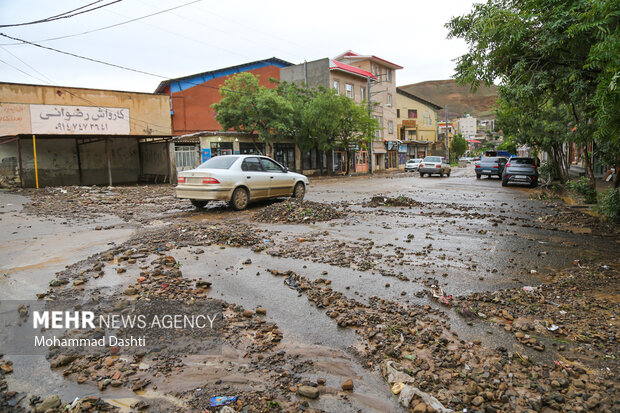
[
  {"xmin": 405, "ymin": 140, "xmax": 430, "ymax": 160},
  {"xmin": 372, "ymin": 141, "xmax": 386, "ymax": 171},
  {"xmin": 384, "ymin": 140, "xmax": 400, "ymax": 170}
]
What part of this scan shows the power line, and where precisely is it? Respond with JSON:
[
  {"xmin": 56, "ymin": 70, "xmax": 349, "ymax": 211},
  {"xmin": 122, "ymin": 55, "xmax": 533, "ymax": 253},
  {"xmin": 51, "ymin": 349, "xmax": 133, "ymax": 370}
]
[
  {"xmin": 0, "ymin": 1, "xmax": 123, "ymax": 28},
  {"xmin": 0, "ymin": 48, "xmax": 173, "ymax": 136},
  {"xmin": 0, "ymin": 0, "xmax": 203, "ymax": 46},
  {"xmin": 0, "ymin": 32, "xmax": 254, "ymax": 96}
]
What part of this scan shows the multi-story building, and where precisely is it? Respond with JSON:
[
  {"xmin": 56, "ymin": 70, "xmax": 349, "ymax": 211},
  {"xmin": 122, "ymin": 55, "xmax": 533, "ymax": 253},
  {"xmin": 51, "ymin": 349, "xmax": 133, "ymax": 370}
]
[
  {"xmin": 155, "ymin": 58, "xmax": 293, "ymax": 171},
  {"xmin": 395, "ymin": 88, "xmax": 442, "ymax": 159},
  {"xmin": 280, "ymin": 57, "xmax": 377, "ymax": 174},
  {"xmin": 458, "ymin": 116, "xmax": 477, "ymax": 139},
  {"xmin": 333, "ymin": 51, "xmax": 403, "ymax": 171}
]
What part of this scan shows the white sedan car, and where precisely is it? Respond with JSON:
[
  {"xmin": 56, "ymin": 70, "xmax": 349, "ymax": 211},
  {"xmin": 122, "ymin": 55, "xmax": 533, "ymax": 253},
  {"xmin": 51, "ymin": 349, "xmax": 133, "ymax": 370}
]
[
  {"xmin": 175, "ymin": 155, "xmax": 309, "ymax": 210},
  {"xmin": 419, "ymin": 156, "xmax": 451, "ymax": 177},
  {"xmin": 405, "ymin": 158, "xmax": 422, "ymax": 172}
]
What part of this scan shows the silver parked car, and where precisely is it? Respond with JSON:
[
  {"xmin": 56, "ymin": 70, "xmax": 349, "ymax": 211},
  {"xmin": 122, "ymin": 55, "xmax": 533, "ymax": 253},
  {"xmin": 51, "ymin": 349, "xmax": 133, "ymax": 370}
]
[
  {"xmin": 419, "ymin": 156, "xmax": 451, "ymax": 177},
  {"xmin": 175, "ymin": 155, "xmax": 309, "ymax": 210},
  {"xmin": 405, "ymin": 158, "xmax": 422, "ymax": 172}
]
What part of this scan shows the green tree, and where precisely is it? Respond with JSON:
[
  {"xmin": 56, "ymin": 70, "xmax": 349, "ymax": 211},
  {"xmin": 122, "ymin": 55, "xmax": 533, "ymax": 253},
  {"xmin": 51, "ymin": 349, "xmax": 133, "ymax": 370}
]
[
  {"xmin": 496, "ymin": 136, "xmax": 517, "ymax": 155},
  {"xmin": 451, "ymin": 134, "xmax": 468, "ymax": 160},
  {"xmin": 212, "ymin": 72, "xmax": 292, "ymax": 151},
  {"xmin": 302, "ymin": 87, "xmax": 377, "ymax": 175},
  {"xmin": 447, "ymin": 0, "xmax": 620, "ymax": 189}
]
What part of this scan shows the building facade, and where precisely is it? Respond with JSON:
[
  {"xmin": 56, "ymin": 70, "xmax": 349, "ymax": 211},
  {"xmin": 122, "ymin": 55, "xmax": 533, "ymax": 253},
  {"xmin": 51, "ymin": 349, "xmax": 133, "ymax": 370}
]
[
  {"xmin": 155, "ymin": 58, "xmax": 293, "ymax": 171},
  {"xmin": 395, "ymin": 88, "xmax": 442, "ymax": 159},
  {"xmin": 458, "ymin": 116, "xmax": 477, "ymax": 138},
  {"xmin": 280, "ymin": 57, "xmax": 377, "ymax": 174},
  {"xmin": 0, "ymin": 82, "xmax": 172, "ymax": 187},
  {"xmin": 334, "ymin": 51, "xmax": 403, "ymax": 171}
]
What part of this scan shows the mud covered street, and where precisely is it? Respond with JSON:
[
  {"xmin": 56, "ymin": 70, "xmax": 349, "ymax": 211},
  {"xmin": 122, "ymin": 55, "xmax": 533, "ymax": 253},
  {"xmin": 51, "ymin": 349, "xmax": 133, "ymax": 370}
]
[{"xmin": 1, "ymin": 166, "xmax": 618, "ymax": 413}]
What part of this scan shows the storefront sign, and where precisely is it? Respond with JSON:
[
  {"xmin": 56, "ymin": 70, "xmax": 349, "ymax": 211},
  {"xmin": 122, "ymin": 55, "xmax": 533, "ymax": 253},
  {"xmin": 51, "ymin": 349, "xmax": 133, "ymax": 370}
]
[
  {"xmin": 402, "ymin": 119, "xmax": 416, "ymax": 127},
  {"xmin": 398, "ymin": 144, "xmax": 407, "ymax": 153},
  {"xmin": 30, "ymin": 104, "xmax": 130, "ymax": 135},
  {"xmin": 201, "ymin": 148, "xmax": 211, "ymax": 162},
  {"xmin": 0, "ymin": 103, "xmax": 30, "ymax": 135}
]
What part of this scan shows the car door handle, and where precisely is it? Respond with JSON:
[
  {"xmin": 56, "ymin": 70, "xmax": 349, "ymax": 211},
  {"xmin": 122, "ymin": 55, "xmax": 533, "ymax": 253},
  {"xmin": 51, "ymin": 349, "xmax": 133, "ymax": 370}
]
[
  {"xmin": 270, "ymin": 176, "xmax": 274, "ymax": 179},
  {"xmin": 246, "ymin": 176, "xmax": 251, "ymax": 179}
]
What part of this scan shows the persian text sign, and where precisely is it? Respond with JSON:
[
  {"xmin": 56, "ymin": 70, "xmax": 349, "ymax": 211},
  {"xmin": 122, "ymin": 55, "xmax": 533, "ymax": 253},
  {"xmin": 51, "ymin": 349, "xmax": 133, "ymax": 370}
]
[
  {"xmin": 30, "ymin": 104, "xmax": 130, "ymax": 135},
  {"xmin": 0, "ymin": 103, "xmax": 30, "ymax": 135}
]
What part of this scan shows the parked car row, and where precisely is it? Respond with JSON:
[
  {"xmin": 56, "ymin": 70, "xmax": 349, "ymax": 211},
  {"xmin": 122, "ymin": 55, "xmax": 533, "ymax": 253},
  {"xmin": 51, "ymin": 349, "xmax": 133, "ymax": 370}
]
[{"xmin": 475, "ymin": 156, "xmax": 539, "ymax": 187}]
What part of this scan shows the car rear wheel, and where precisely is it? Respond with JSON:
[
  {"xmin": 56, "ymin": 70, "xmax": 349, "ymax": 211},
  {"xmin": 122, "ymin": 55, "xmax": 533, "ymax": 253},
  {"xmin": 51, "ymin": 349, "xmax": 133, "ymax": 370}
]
[
  {"xmin": 292, "ymin": 182, "xmax": 305, "ymax": 200},
  {"xmin": 476, "ymin": 174, "xmax": 481, "ymax": 179},
  {"xmin": 501, "ymin": 179, "xmax": 508, "ymax": 187},
  {"xmin": 230, "ymin": 187, "xmax": 249, "ymax": 211},
  {"xmin": 190, "ymin": 199, "xmax": 209, "ymax": 209},
  {"xmin": 440, "ymin": 171, "xmax": 444, "ymax": 177},
  {"xmin": 447, "ymin": 171, "xmax": 451, "ymax": 177}
]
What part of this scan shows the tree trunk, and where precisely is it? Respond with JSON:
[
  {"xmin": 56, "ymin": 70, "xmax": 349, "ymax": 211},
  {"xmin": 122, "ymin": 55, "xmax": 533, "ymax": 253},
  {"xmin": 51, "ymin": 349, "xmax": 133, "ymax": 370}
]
[
  {"xmin": 582, "ymin": 142, "xmax": 596, "ymax": 188},
  {"xmin": 614, "ymin": 163, "xmax": 620, "ymax": 189},
  {"xmin": 327, "ymin": 149, "xmax": 334, "ymax": 176}
]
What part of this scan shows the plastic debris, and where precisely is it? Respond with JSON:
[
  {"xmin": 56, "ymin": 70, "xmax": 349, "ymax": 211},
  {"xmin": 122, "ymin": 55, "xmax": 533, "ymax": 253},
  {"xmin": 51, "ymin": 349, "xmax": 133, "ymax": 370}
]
[
  {"xmin": 522, "ymin": 286, "xmax": 536, "ymax": 293},
  {"xmin": 547, "ymin": 324, "xmax": 560, "ymax": 332},
  {"xmin": 209, "ymin": 396, "xmax": 237, "ymax": 407}
]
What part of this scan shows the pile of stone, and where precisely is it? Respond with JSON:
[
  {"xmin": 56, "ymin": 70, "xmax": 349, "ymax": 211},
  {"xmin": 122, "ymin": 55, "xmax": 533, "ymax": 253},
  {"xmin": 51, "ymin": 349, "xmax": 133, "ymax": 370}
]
[
  {"xmin": 254, "ymin": 200, "xmax": 344, "ymax": 224},
  {"xmin": 363, "ymin": 195, "xmax": 421, "ymax": 207}
]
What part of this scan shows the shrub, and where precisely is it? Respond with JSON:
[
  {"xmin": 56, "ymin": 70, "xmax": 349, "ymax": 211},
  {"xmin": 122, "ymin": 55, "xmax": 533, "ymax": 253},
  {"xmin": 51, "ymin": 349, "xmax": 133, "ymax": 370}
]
[
  {"xmin": 566, "ymin": 177, "xmax": 597, "ymax": 204},
  {"xmin": 596, "ymin": 188, "xmax": 620, "ymax": 222}
]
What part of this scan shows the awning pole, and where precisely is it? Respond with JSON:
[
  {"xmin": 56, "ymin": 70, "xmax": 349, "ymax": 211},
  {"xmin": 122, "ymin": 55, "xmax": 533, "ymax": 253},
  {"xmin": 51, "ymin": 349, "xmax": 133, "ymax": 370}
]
[
  {"xmin": 105, "ymin": 137, "xmax": 113, "ymax": 187},
  {"xmin": 32, "ymin": 134, "xmax": 39, "ymax": 189},
  {"xmin": 17, "ymin": 137, "xmax": 24, "ymax": 187}
]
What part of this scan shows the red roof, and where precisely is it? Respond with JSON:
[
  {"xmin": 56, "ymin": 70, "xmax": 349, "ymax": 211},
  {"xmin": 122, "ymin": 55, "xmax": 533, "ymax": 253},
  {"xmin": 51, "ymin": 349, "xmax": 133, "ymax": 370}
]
[
  {"xmin": 329, "ymin": 59, "xmax": 377, "ymax": 80},
  {"xmin": 335, "ymin": 50, "xmax": 403, "ymax": 70}
]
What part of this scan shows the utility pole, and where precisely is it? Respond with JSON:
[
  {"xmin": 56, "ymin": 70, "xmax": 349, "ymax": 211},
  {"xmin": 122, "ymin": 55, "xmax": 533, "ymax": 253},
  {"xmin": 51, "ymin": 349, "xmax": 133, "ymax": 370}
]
[{"xmin": 445, "ymin": 106, "xmax": 450, "ymax": 162}]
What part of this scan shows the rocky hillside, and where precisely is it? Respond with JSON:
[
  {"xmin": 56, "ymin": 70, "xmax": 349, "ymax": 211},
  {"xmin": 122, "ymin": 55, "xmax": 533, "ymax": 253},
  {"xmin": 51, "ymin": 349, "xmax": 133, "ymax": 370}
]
[{"xmin": 399, "ymin": 79, "xmax": 498, "ymax": 119}]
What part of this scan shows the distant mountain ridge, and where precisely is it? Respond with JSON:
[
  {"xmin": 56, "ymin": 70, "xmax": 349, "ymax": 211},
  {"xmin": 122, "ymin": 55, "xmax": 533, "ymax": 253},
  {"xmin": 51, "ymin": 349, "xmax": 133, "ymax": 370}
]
[{"xmin": 399, "ymin": 79, "xmax": 498, "ymax": 120}]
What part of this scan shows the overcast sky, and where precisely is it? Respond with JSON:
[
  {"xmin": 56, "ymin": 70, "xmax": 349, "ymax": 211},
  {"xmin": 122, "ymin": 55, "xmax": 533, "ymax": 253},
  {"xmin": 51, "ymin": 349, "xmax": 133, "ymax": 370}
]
[{"xmin": 0, "ymin": 0, "xmax": 477, "ymax": 94}]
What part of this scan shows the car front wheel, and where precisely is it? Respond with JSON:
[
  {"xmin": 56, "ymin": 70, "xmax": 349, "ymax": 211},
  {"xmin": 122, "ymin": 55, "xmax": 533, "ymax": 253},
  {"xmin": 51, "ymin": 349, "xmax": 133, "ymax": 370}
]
[
  {"xmin": 292, "ymin": 182, "xmax": 305, "ymax": 200},
  {"xmin": 501, "ymin": 179, "xmax": 508, "ymax": 187},
  {"xmin": 230, "ymin": 187, "xmax": 249, "ymax": 210},
  {"xmin": 476, "ymin": 174, "xmax": 481, "ymax": 179}
]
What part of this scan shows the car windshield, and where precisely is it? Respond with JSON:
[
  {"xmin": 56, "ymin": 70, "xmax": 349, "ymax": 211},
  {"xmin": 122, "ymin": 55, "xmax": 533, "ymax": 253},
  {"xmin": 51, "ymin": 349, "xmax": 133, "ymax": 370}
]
[
  {"xmin": 511, "ymin": 158, "xmax": 535, "ymax": 165},
  {"xmin": 197, "ymin": 156, "xmax": 239, "ymax": 170},
  {"xmin": 423, "ymin": 156, "xmax": 442, "ymax": 162},
  {"xmin": 407, "ymin": 159, "xmax": 420, "ymax": 163}
]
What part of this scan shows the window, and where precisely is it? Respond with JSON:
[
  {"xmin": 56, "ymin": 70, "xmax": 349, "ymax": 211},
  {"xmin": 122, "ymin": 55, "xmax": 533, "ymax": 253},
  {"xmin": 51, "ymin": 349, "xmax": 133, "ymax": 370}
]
[
  {"xmin": 360, "ymin": 87, "xmax": 366, "ymax": 101},
  {"xmin": 198, "ymin": 156, "xmax": 238, "ymax": 169},
  {"xmin": 273, "ymin": 143, "xmax": 296, "ymax": 170},
  {"xmin": 386, "ymin": 69, "xmax": 392, "ymax": 82},
  {"xmin": 423, "ymin": 111, "xmax": 426, "ymax": 124},
  {"xmin": 408, "ymin": 109, "xmax": 417, "ymax": 119},
  {"xmin": 260, "ymin": 157, "xmax": 284, "ymax": 172},
  {"xmin": 387, "ymin": 94, "xmax": 392, "ymax": 107},
  {"xmin": 388, "ymin": 120, "xmax": 393, "ymax": 134},
  {"xmin": 239, "ymin": 142, "xmax": 265, "ymax": 155},
  {"xmin": 333, "ymin": 80, "xmax": 339, "ymax": 94},
  {"xmin": 241, "ymin": 157, "xmax": 263, "ymax": 172},
  {"xmin": 345, "ymin": 83, "xmax": 354, "ymax": 98},
  {"xmin": 397, "ymin": 109, "xmax": 400, "ymax": 118},
  {"xmin": 375, "ymin": 116, "xmax": 383, "ymax": 138}
]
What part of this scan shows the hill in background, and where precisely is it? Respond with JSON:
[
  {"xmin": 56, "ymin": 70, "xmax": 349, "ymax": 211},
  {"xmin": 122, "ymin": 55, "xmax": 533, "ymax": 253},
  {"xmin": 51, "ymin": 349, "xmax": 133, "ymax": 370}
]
[{"xmin": 399, "ymin": 79, "xmax": 498, "ymax": 120}]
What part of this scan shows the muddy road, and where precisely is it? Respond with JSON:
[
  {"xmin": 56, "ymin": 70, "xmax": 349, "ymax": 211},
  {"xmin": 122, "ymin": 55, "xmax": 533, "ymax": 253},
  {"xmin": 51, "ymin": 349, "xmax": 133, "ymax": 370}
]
[{"xmin": 1, "ymin": 166, "xmax": 618, "ymax": 412}]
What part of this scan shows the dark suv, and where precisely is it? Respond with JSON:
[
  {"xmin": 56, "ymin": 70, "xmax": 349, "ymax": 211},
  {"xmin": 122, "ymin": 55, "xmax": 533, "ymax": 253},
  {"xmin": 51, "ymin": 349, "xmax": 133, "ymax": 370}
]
[
  {"xmin": 501, "ymin": 157, "xmax": 539, "ymax": 187},
  {"xmin": 475, "ymin": 157, "xmax": 508, "ymax": 179}
]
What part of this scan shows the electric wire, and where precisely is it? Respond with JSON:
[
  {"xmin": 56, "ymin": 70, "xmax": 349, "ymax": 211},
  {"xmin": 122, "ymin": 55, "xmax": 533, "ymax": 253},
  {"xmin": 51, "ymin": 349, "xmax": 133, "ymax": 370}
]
[
  {"xmin": 0, "ymin": 0, "xmax": 204, "ymax": 46},
  {"xmin": 0, "ymin": 48, "xmax": 174, "ymax": 136},
  {"xmin": 0, "ymin": 1, "xmax": 123, "ymax": 28}
]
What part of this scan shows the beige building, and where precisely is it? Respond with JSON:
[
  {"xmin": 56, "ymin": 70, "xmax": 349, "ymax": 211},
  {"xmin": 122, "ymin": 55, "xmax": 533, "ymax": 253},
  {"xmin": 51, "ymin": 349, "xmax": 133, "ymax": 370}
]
[
  {"xmin": 334, "ymin": 51, "xmax": 403, "ymax": 171},
  {"xmin": 395, "ymin": 88, "xmax": 442, "ymax": 159},
  {"xmin": 0, "ymin": 82, "xmax": 172, "ymax": 187}
]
